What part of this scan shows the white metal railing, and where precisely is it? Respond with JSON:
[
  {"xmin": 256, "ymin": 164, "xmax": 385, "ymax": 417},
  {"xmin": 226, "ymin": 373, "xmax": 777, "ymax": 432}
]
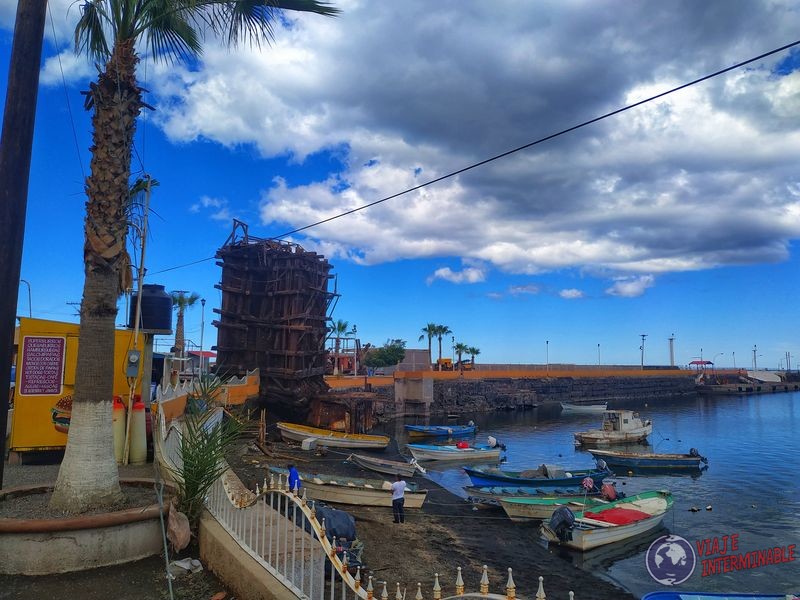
[{"xmin": 154, "ymin": 410, "xmax": 578, "ymax": 600}]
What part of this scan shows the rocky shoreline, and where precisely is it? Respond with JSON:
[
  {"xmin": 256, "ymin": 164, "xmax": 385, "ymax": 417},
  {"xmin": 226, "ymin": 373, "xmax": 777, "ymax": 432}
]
[{"xmin": 227, "ymin": 431, "xmax": 639, "ymax": 600}]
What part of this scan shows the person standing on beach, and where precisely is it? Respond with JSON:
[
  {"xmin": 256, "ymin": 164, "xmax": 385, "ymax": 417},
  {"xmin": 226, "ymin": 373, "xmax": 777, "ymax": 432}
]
[
  {"xmin": 288, "ymin": 464, "xmax": 301, "ymax": 492},
  {"xmin": 391, "ymin": 474, "xmax": 406, "ymax": 523}
]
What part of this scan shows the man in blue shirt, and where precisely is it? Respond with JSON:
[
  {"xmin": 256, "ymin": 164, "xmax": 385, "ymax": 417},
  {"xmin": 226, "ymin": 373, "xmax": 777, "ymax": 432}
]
[{"xmin": 288, "ymin": 464, "xmax": 301, "ymax": 492}]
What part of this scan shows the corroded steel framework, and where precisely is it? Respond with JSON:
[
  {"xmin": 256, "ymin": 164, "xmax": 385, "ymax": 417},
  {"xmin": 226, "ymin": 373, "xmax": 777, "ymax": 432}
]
[{"xmin": 213, "ymin": 221, "xmax": 335, "ymax": 412}]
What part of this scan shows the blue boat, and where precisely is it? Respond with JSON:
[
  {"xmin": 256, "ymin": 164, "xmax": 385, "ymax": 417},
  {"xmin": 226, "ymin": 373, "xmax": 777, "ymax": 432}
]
[
  {"xmin": 405, "ymin": 423, "xmax": 477, "ymax": 438},
  {"xmin": 642, "ymin": 593, "xmax": 798, "ymax": 600},
  {"xmin": 588, "ymin": 448, "xmax": 708, "ymax": 470},
  {"xmin": 464, "ymin": 464, "xmax": 612, "ymax": 488}
]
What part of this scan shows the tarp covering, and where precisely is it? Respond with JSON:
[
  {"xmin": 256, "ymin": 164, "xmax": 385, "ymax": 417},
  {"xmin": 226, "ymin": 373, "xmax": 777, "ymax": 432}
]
[{"xmin": 582, "ymin": 507, "xmax": 651, "ymax": 525}]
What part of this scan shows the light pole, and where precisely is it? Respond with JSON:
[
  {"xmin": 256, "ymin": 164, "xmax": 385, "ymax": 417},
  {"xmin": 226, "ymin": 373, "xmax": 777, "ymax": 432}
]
[
  {"xmin": 451, "ymin": 335, "xmax": 455, "ymax": 364},
  {"xmin": 597, "ymin": 343, "xmax": 600, "ymax": 366},
  {"xmin": 19, "ymin": 278, "xmax": 31, "ymax": 317},
  {"xmin": 668, "ymin": 333, "xmax": 675, "ymax": 367},
  {"xmin": 639, "ymin": 334, "xmax": 647, "ymax": 370},
  {"xmin": 199, "ymin": 298, "xmax": 206, "ymax": 376},
  {"xmin": 546, "ymin": 340, "xmax": 549, "ymax": 374},
  {"xmin": 752, "ymin": 345, "xmax": 758, "ymax": 371},
  {"xmin": 732, "ymin": 351, "xmax": 736, "ymax": 369}
]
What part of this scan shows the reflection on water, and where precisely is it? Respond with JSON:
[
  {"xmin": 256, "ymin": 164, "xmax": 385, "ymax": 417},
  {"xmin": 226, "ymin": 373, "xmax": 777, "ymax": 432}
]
[{"xmin": 389, "ymin": 392, "xmax": 800, "ymax": 596}]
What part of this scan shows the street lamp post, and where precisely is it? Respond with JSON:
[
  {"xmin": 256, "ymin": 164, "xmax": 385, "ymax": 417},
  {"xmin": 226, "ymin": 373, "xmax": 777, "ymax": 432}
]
[
  {"xmin": 752, "ymin": 345, "xmax": 758, "ymax": 371},
  {"xmin": 732, "ymin": 351, "xmax": 736, "ymax": 369},
  {"xmin": 639, "ymin": 334, "xmax": 647, "ymax": 370},
  {"xmin": 597, "ymin": 343, "xmax": 600, "ymax": 366},
  {"xmin": 546, "ymin": 340, "xmax": 549, "ymax": 374},
  {"xmin": 19, "ymin": 278, "xmax": 31, "ymax": 317},
  {"xmin": 451, "ymin": 335, "xmax": 455, "ymax": 364}
]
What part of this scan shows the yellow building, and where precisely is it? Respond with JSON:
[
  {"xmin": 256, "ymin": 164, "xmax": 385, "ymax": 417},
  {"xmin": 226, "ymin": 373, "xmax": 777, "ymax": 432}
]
[{"xmin": 9, "ymin": 317, "xmax": 144, "ymax": 457}]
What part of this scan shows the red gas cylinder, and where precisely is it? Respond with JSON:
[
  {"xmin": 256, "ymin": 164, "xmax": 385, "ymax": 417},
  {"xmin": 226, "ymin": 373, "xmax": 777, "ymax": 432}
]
[
  {"xmin": 456, "ymin": 441, "xmax": 469, "ymax": 449},
  {"xmin": 112, "ymin": 396, "xmax": 126, "ymax": 464}
]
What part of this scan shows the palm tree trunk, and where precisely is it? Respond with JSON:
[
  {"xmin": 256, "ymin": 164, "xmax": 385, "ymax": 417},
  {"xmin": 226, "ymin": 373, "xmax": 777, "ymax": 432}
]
[
  {"xmin": 437, "ymin": 336, "xmax": 443, "ymax": 371},
  {"xmin": 50, "ymin": 39, "xmax": 141, "ymax": 512},
  {"xmin": 175, "ymin": 307, "xmax": 185, "ymax": 356},
  {"xmin": 334, "ymin": 336, "xmax": 341, "ymax": 375},
  {"xmin": 427, "ymin": 336, "xmax": 432, "ymax": 370}
]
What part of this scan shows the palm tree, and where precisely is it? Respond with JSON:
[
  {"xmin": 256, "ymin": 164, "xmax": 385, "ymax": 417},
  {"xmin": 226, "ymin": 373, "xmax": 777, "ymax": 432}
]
[
  {"xmin": 435, "ymin": 324, "xmax": 452, "ymax": 371},
  {"xmin": 171, "ymin": 291, "xmax": 200, "ymax": 358},
  {"xmin": 418, "ymin": 323, "xmax": 437, "ymax": 369},
  {"xmin": 468, "ymin": 346, "xmax": 481, "ymax": 367},
  {"xmin": 454, "ymin": 342, "xmax": 469, "ymax": 372},
  {"xmin": 330, "ymin": 319, "xmax": 349, "ymax": 375},
  {"xmin": 50, "ymin": 0, "xmax": 339, "ymax": 514}
]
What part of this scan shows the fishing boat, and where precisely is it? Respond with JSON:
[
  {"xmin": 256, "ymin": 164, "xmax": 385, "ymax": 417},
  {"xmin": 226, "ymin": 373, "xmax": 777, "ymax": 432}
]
[
  {"xmin": 500, "ymin": 495, "xmax": 611, "ymax": 521},
  {"xmin": 573, "ymin": 410, "xmax": 652, "ymax": 446},
  {"xmin": 406, "ymin": 443, "xmax": 502, "ymax": 462},
  {"xmin": 588, "ymin": 448, "xmax": 708, "ymax": 470},
  {"xmin": 269, "ymin": 467, "xmax": 427, "ymax": 508},
  {"xmin": 540, "ymin": 490, "xmax": 673, "ymax": 551},
  {"xmin": 560, "ymin": 402, "xmax": 608, "ymax": 414},
  {"xmin": 348, "ymin": 453, "xmax": 425, "ymax": 477},
  {"xmin": 463, "ymin": 464, "xmax": 612, "ymax": 488},
  {"xmin": 642, "ymin": 593, "xmax": 799, "ymax": 600},
  {"xmin": 276, "ymin": 422, "xmax": 390, "ymax": 449},
  {"xmin": 404, "ymin": 423, "xmax": 477, "ymax": 438},
  {"xmin": 464, "ymin": 485, "xmax": 603, "ymax": 502}
]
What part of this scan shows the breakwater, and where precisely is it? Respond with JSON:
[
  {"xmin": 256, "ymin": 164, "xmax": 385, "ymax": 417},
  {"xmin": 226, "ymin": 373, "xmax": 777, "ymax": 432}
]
[{"xmin": 341, "ymin": 372, "xmax": 697, "ymax": 420}]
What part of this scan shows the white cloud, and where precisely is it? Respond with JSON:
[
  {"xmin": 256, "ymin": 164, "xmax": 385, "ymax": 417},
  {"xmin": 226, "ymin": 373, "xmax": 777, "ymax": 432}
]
[
  {"xmin": 605, "ymin": 275, "xmax": 655, "ymax": 298},
  {"xmin": 509, "ymin": 284, "xmax": 540, "ymax": 296},
  {"xmin": 560, "ymin": 288, "xmax": 585, "ymax": 299},
  {"xmin": 426, "ymin": 266, "xmax": 486, "ymax": 285},
  {"xmin": 40, "ymin": 50, "xmax": 93, "ymax": 86},
  {"xmin": 190, "ymin": 195, "xmax": 233, "ymax": 222}
]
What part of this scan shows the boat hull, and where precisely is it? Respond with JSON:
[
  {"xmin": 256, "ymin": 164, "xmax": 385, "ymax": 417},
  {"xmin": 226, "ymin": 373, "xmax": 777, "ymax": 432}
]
[
  {"xmin": 573, "ymin": 427, "xmax": 651, "ymax": 446},
  {"xmin": 405, "ymin": 425, "xmax": 476, "ymax": 438},
  {"xmin": 588, "ymin": 449, "xmax": 705, "ymax": 470},
  {"xmin": 407, "ymin": 444, "xmax": 501, "ymax": 462},
  {"xmin": 349, "ymin": 453, "xmax": 419, "ymax": 477},
  {"xmin": 463, "ymin": 466, "xmax": 610, "ymax": 488},
  {"xmin": 560, "ymin": 403, "xmax": 608, "ymax": 414},
  {"xmin": 464, "ymin": 485, "xmax": 601, "ymax": 501},
  {"xmin": 276, "ymin": 422, "xmax": 390, "ymax": 449},
  {"xmin": 500, "ymin": 496, "xmax": 609, "ymax": 521}
]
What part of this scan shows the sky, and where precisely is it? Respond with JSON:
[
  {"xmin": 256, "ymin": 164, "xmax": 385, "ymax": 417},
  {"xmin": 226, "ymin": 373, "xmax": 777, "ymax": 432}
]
[{"xmin": 3, "ymin": 0, "xmax": 800, "ymax": 369}]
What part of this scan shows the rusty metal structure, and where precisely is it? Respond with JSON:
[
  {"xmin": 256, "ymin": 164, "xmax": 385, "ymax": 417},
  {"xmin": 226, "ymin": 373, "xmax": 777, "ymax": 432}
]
[{"xmin": 213, "ymin": 220, "xmax": 335, "ymax": 413}]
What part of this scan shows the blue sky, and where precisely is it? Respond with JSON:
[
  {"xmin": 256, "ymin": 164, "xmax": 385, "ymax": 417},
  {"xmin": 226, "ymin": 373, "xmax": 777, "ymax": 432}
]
[{"xmin": 3, "ymin": 0, "xmax": 800, "ymax": 369}]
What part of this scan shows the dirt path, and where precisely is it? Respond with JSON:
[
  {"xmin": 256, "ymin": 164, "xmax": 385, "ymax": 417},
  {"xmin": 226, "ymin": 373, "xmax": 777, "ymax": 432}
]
[{"xmin": 228, "ymin": 435, "xmax": 637, "ymax": 600}]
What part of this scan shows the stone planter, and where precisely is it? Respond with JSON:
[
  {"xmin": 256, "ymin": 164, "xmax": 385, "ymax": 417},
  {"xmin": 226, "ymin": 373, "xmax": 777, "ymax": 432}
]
[{"xmin": 0, "ymin": 478, "xmax": 170, "ymax": 575}]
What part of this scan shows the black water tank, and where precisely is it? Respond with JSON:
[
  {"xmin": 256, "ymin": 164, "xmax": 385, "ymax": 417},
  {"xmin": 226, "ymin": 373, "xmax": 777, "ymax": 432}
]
[{"xmin": 129, "ymin": 284, "xmax": 173, "ymax": 332}]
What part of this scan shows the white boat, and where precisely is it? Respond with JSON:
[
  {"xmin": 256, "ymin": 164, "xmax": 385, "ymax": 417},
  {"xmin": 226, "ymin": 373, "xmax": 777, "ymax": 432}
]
[
  {"xmin": 540, "ymin": 490, "xmax": 673, "ymax": 551},
  {"xmin": 407, "ymin": 443, "xmax": 502, "ymax": 462},
  {"xmin": 276, "ymin": 422, "xmax": 390, "ymax": 449},
  {"xmin": 573, "ymin": 410, "xmax": 652, "ymax": 446},
  {"xmin": 560, "ymin": 402, "xmax": 608, "ymax": 414},
  {"xmin": 269, "ymin": 467, "xmax": 427, "ymax": 508},
  {"xmin": 348, "ymin": 453, "xmax": 425, "ymax": 477},
  {"xmin": 500, "ymin": 495, "xmax": 611, "ymax": 521}
]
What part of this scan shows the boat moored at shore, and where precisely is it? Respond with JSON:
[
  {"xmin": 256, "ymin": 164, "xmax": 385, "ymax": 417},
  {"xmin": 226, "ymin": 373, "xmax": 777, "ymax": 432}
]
[
  {"xmin": 573, "ymin": 410, "xmax": 652, "ymax": 446},
  {"xmin": 276, "ymin": 422, "xmax": 390, "ymax": 449},
  {"xmin": 588, "ymin": 448, "xmax": 708, "ymax": 471}
]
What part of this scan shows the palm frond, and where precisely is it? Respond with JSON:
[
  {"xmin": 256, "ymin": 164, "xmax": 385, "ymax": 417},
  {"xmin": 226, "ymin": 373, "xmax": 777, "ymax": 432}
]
[
  {"xmin": 75, "ymin": 1, "xmax": 112, "ymax": 61},
  {"xmin": 137, "ymin": 0, "xmax": 204, "ymax": 62}
]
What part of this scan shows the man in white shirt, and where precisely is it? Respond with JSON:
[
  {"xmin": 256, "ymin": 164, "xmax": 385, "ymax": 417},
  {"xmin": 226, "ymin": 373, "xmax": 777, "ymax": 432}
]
[{"xmin": 390, "ymin": 474, "xmax": 406, "ymax": 523}]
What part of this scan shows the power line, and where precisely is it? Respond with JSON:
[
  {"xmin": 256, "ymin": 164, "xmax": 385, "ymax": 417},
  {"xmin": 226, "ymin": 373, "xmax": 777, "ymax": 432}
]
[{"xmin": 151, "ymin": 39, "xmax": 800, "ymax": 275}]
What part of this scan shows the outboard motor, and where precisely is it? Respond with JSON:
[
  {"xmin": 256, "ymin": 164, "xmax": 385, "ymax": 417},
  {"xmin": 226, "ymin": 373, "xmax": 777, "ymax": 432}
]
[
  {"xmin": 487, "ymin": 435, "xmax": 507, "ymax": 451},
  {"xmin": 689, "ymin": 447, "xmax": 709, "ymax": 464},
  {"xmin": 548, "ymin": 506, "xmax": 575, "ymax": 542},
  {"xmin": 596, "ymin": 458, "xmax": 609, "ymax": 472}
]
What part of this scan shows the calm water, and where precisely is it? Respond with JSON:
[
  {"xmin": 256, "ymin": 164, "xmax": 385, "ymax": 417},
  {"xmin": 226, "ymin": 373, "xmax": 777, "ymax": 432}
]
[{"xmin": 384, "ymin": 392, "xmax": 800, "ymax": 597}]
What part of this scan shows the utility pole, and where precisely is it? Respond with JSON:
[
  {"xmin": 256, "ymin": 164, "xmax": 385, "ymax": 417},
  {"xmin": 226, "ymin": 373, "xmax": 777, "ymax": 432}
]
[
  {"xmin": 752, "ymin": 345, "xmax": 757, "ymax": 371},
  {"xmin": 639, "ymin": 334, "xmax": 648, "ymax": 370},
  {"xmin": 0, "ymin": 0, "xmax": 48, "ymax": 489},
  {"xmin": 732, "ymin": 351, "xmax": 736, "ymax": 369},
  {"xmin": 199, "ymin": 298, "xmax": 206, "ymax": 376},
  {"xmin": 546, "ymin": 340, "xmax": 549, "ymax": 374},
  {"xmin": 597, "ymin": 343, "xmax": 600, "ymax": 366}
]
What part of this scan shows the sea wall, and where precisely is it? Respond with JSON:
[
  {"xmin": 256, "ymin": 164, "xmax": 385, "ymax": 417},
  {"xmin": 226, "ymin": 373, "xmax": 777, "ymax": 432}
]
[{"xmin": 365, "ymin": 375, "xmax": 696, "ymax": 420}]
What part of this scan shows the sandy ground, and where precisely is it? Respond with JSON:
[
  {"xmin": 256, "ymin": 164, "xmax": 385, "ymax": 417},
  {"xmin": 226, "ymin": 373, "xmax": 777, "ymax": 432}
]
[{"xmin": 228, "ymin": 431, "xmax": 638, "ymax": 600}]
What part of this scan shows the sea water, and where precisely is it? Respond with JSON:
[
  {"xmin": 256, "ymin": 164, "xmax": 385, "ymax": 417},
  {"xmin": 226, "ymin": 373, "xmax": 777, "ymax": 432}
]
[{"xmin": 391, "ymin": 392, "xmax": 800, "ymax": 596}]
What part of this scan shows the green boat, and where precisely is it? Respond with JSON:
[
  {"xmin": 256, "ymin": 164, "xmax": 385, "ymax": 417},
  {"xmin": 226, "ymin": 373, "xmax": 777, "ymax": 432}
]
[{"xmin": 500, "ymin": 494, "xmax": 612, "ymax": 521}]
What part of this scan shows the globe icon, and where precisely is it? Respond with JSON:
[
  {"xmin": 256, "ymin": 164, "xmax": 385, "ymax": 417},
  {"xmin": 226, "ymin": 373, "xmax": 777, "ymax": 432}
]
[{"xmin": 646, "ymin": 534, "xmax": 696, "ymax": 586}]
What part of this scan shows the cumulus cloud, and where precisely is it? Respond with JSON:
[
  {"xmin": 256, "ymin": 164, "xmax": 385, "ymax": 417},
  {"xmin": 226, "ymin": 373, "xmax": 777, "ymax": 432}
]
[
  {"xmin": 190, "ymin": 195, "xmax": 233, "ymax": 222},
  {"xmin": 509, "ymin": 284, "xmax": 540, "ymax": 296},
  {"xmin": 426, "ymin": 266, "xmax": 486, "ymax": 285},
  {"xmin": 27, "ymin": 1, "xmax": 800, "ymax": 287},
  {"xmin": 605, "ymin": 275, "xmax": 655, "ymax": 298},
  {"xmin": 40, "ymin": 50, "xmax": 93, "ymax": 86},
  {"xmin": 560, "ymin": 288, "xmax": 585, "ymax": 299}
]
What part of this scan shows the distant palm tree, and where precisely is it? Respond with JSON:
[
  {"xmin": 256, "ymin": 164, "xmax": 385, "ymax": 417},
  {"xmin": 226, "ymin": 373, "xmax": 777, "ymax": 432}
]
[
  {"xmin": 454, "ymin": 342, "xmax": 469, "ymax": 371},
  {"xmin": 468, "ymin": 346, "xmax": 481, "ymax": 367},
  {"xmin": 435, "ymin": 324, "xmax": 452, "ymax": 370},
  {"xmin": 50, "ymin": 0, "xmax": 339, "ymax": 514},
  {"xmin": 418, "ymin": 323, "xmax": 438, "ymax": 369},
  {"xmin": 171, "ymin": 291, "xmax": 201, "ymax": 357},
  {"xmin": 330, "ymin": 319, "xmax": 350, "ymax": 375}
]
